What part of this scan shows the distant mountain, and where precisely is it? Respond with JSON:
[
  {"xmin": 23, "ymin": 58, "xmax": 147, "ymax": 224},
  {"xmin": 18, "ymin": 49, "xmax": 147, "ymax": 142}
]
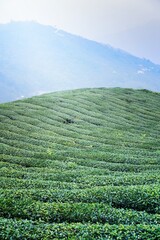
[
  {"xmin": 105, "ymin": 20, "xmax": 160, "ymax": 64},
  {"xmin": 0, "ymin": 21, "xmax": 160, "ymax": 103}
]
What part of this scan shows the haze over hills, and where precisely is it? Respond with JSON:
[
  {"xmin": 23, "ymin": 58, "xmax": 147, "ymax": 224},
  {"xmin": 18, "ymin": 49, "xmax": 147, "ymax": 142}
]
[
  {"xmin": 0, "ymin": 21, "xmax": 160, "ymax": 103},
  {"xmin": 105, "ymin": 20, "xmax": 160, "ymax": 64},
  {"xmin": 0, "ymin": 88, "xmax": 160, "ymax": 238}
]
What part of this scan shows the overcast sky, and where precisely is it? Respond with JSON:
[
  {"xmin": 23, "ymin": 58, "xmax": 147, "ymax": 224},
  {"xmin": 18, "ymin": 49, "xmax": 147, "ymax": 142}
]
[{"xmin": 0, "ymin": 0, "xmax": 160, "ymax": 63}]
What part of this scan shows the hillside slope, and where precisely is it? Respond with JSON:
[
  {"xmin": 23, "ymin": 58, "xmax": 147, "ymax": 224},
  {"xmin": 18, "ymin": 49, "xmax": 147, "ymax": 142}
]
[
  {"xmin": 0, "ymin": 88, "xmax": 160, "ymax": 239},
  {"xmin": 0, "ymin": 21, "xmax": 160, "ymax": 103}
]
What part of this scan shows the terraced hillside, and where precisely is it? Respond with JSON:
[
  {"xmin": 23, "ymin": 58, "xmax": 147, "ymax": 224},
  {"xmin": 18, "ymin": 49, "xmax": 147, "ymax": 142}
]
[{"xmin": 0, "ymin": 88, "xmax": 160, "ymax": 239}]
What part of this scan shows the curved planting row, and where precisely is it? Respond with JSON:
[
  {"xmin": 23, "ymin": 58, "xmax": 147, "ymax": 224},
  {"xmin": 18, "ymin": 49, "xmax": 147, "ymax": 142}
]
[{"xmin": 0, "ymin": 88, "xmax": 160, "ymax": 239}]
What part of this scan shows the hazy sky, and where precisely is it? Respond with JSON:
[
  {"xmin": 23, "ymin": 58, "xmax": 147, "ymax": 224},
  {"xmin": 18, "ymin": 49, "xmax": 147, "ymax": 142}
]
[{"xmin": 0, "ymin": 0, "xmax": 160, "ymax": 62}]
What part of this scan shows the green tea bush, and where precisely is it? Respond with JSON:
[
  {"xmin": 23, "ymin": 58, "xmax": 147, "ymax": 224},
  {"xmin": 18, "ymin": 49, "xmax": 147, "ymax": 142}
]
[
  {"xmin": 0, "ymin": 88, "xmax": 160, "ymax": 239},
  {"xmin": 0, "ymin": 218, "xmax": 159, "ymax": 240}
]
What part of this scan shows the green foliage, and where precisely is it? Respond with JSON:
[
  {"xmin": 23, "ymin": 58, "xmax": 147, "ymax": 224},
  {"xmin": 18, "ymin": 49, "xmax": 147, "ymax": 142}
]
[
  {"xmin": 0, "ymin": 88, "xmax": 160, "ymax": 238},
  {"xmin": 0, "ymin": 218, "xmax": 159, "ymax": 240}
]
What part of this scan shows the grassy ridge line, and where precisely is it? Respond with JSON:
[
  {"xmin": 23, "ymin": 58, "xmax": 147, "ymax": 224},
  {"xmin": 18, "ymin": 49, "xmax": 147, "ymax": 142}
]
[{"xmin": 1, "ymin": 88, "xmax": 160, "ymax": 129}]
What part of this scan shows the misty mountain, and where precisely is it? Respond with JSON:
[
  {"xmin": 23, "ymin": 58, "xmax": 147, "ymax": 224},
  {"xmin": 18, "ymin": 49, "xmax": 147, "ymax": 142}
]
[
  {"xmin": 0, "ymin": 21, "xmax": 160, "ymax": 103},
  {"xmin": 105, "ymin": 20, "xmax": 160, "ymax": 64}
]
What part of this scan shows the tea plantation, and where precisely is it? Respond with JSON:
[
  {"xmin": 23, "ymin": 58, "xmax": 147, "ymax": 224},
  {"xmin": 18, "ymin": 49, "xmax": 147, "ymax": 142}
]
[{"xmin": 0, "ymin": 88, "xmax": 160, "ymax": 239}]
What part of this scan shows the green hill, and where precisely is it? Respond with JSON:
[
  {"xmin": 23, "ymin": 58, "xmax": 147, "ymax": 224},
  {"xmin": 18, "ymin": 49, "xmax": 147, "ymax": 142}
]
[{"xmin": 0, "ymin": 88, "xmax": 160, "ymax": 239}]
